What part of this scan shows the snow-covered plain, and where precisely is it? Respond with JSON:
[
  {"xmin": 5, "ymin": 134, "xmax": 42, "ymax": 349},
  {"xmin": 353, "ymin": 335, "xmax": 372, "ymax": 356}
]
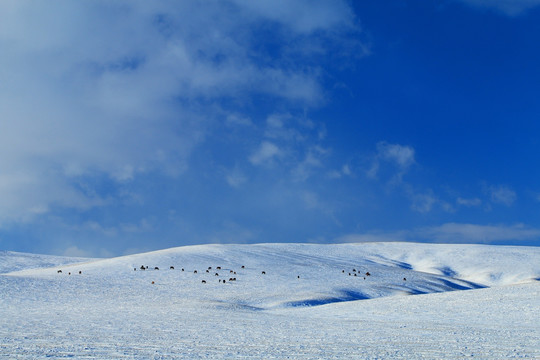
[{"xmin": 1, "ymin": 242, "xmax": 539, "ymax": 359}]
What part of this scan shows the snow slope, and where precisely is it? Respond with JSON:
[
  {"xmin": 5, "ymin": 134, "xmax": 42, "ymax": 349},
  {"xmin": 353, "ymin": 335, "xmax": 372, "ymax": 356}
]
[
  {"xmin": 0, "ymin": 250, "xmax": 96, "ymax": 274},
  {"xmin": 1, "ymin": 242, "xmax": 539, "ymax": 359}
]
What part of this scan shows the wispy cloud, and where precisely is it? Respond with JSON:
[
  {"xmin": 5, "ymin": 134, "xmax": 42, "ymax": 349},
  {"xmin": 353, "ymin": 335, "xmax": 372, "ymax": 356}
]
[
  {"xmin": 457, "ymin": 0, "xmax": 540, "ymax": 16},
  {"xmin": 291, "ymin": 146, "xmax": 328, "ymax": 182},
  {"xmin": 410, "ymin": 191, "xmax": 438, "ymax": 213},
  {"xmin": 225, "ymin": 167, "xmax": 248, "ymax": 188},
  {"xmin": 377, "ymin": 142, "xmax": 416, "ymax": 169},
  {"xmin": 417, "ymin": 223, "xmax": 540, "ymax": 243},
  {"xmin": 337, "ymin": 223, "xmax": 540, "ymax": 245},
  {"xmin": 366, "ymin": 142, "xmax": 448, "ymax": 214},
  {"xmin": 368, "ymin": 142, "xmax": 415, "ymax": 181},
  {"xmin": 249, "ymin": 142, "xmax": 282, "ymax": 166},
  {"xmin": 0, "ymin": 1, "xmax": 356, "ymax": 227},
  {"xmin": 456, "ymin": 197, "xmax": 482, "ymax": 207},
  {"xmin": 264, "ymin": 113, "xmax": 308, "ymax": 142},
  {"xmin": 328, "ymin": 164, "xmax": 352, "ymax": 179},
  {"xmin": 226, "ymin": 114, "xmax": 253, "ymax": 127},
  {"xmin": 231, "ymin": 0, "xmax": 355, "ymax": 33},
  {"xmin": 487, "ymin": 185, "xmax": 517, "ymax": 206}
]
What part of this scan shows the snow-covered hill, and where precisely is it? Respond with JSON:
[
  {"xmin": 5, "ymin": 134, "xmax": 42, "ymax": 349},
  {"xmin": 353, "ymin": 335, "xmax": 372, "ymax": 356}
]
[
  {"xmin": 0, "ymin": 250, "xmax": 96, "ymax": 274},
  {"xmin": 1, "ymin": 242, "xmax": 539, "ymax": 358}
]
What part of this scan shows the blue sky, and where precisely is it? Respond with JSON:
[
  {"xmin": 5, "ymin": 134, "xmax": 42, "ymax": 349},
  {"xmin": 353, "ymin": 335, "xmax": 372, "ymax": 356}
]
[{"xmin": 1, "ymin": 0, "xmax": 540, "ymax": 257}]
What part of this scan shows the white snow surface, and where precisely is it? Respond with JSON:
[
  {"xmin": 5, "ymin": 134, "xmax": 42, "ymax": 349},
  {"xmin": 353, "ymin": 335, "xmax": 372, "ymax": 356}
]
[
  {"xmin": 1, "ymin": 242, "xmax": 539, "ymax": 359},
  {"xmin": 0, "ymin": 250, "xmax": 96, "ymax": 274}
]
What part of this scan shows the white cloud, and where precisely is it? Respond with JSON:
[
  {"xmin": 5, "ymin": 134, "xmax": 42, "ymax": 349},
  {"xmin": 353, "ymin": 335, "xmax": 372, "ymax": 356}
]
[
  {"xmin": 377, "ymin": 142, "xmax": 415, "ymax": 170},
  {"xmin": 368, "ymin": 142, "xmax": 415, "ymax": 180},
  {"xmin": 291, "ymin": 147, "xmax": 328, "ymax": 182},
  {"xmin": 457, "ymin": 197, "xmax": 482, "ymax": 207},
  {"xmin": 264, "ymin": 113, "xmax": 303, "ymax": 141},
  {"xmin": 366, "ymin": 161, "xmax": 380, "ymax": 179},
  {"xmin": 328, "ymin": 164, "xmax": 352, "ymax": 179},
  {"xmin": 226, "ymin": 168, "xmax": 248, "ymax": 188},
  {"xmin": 458, "ymin": 0, "xmax": 540, "ymax": 16},
  {"xmin": 249, "ymin": 142, "xmax": 282, "ymax": 165},
  {"xmin": 251, "ymin": 112, "xmax": 329, "ymax": 179},
  {"xmin": 488, "ymin": 185, "xmax": 517, "ymax": 206},
  {"xmin": 0, "ymin": 1, "xmax": 355, "ymax": 225},
  {"xmin": 266, "ymin": 114, "xmax": 286, "ymax": 129},
  {"xmin": 230, "ymin": 0, "xmax": 355, "ymax": 33}
]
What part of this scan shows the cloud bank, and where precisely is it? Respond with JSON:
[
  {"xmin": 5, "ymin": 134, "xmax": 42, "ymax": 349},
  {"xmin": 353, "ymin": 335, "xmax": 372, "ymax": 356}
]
[{"xmin": 0, "ymin": 1, "xmax": 357, "ymax": 227}]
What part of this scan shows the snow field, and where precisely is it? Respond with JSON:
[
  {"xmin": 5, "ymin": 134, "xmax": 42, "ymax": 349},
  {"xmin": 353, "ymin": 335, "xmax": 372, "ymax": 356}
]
[{"xmin": 1, "ymin": 242, "xmax": 539, "ymax": 359}]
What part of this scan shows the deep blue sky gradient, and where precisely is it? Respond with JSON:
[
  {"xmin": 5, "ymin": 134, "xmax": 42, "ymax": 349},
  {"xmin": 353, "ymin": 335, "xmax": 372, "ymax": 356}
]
[{"xmin": 1, "ymin": 1, "xmax": 540, "ymax": 256}]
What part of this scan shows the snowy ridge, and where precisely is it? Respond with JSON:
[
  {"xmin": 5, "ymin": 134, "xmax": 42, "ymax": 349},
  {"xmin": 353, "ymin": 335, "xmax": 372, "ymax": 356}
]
[
  {"xmin": 0, "ymin": 250, "xmax": 96, "ymax": 274},
  {"xmin": 4, "ymin": 242, "xmax": 540, "ymax": 309},
  {"xmin": 2, "ymin": 242, "xmax": 539, "ymax": 359},
  {"xmin": 356, "ymin": 242, "xmax": 540, "ymax": 286}
]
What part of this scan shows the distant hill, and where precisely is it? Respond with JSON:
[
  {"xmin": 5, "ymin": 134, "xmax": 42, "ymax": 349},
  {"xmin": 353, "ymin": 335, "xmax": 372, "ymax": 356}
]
[
  {"xmin": 4, "ymin": 242, "xmax": 539, "ymax": 308},
  {"xmin": 0, "ymin": 250, "xmax": 96, "ymax": 274}
]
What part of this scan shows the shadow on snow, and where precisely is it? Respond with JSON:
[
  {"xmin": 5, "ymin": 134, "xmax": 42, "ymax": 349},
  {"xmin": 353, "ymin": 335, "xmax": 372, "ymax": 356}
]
[{"xmin": 284, "ymin": 290, "xmax": 370, "ymax": 308}]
